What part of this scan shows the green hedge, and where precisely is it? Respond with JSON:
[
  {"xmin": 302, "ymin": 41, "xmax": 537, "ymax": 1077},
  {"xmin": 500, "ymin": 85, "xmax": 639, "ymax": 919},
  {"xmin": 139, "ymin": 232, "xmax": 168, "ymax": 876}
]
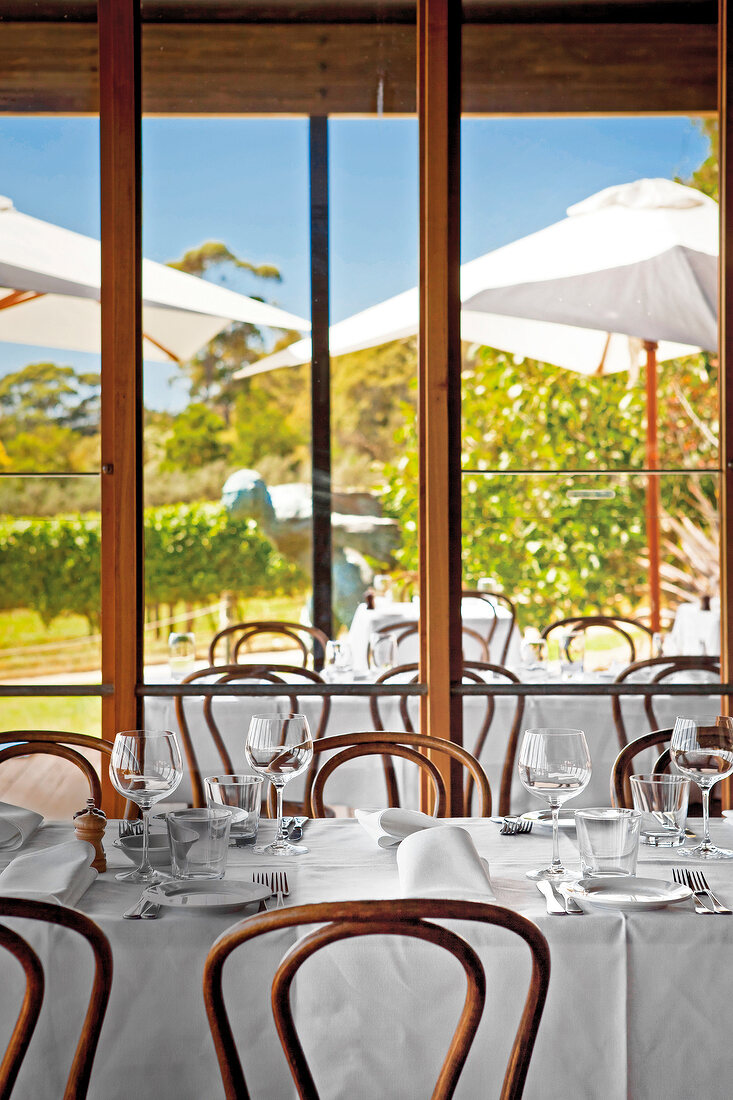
[{"xmin": 0, "ymin": 501, "xmax": 305, "ymax": 628}]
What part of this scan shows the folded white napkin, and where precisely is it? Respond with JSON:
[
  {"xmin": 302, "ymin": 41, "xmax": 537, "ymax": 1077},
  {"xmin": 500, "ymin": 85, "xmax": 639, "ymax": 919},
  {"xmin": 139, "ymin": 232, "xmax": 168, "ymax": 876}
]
[
  {"xmin": 0, "ymin": 801, "xmax": 43, "ymax": 851},
  {"xmin": 0, "ymin": 840, "xmax": 97, "ymax": 906},
  {"xmin": 397, "ymin": 825, "xmax": 494, "ymax": 900},
  {"xmin": 355, "ymin": 807, "xmax": 442, "ymax": 848}
]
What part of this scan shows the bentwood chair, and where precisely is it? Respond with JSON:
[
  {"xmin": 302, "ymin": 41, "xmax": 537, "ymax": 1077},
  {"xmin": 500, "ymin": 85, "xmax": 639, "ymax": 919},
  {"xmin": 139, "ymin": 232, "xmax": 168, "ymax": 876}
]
[
  {"xmin": 204, "ymin": 899, "xmax": 550, "ymax": 1100},
  {"xmin": 176, "ymin": 664, "xmax": 331, "ymax": 808},
  {"xmin": 0, "ymin": 731, "xmax": 116, "ymax": 812},
  {"xmin": 366, "ymin": 621, "xmax": 489, "ymax": 665},
  {"xmin": 301, "ymin": 731, "xmax": 491, "ymax": 818},
  {"xmin": 611, "ymin": 728, "xmax": 673, "ymax": 808},
  {"xmin": 208, "ymin": 621, "xmax": 329, "ymax": 669},
  {"xmin": 461, "ymin": 590, "xmax": 518, "ymax": 665},
  {"xmin": 541, "ymin": 615, "xmax": 653, "ymax": 666},
  {"xmin": 611, "ymin": 656, "xmax": 720, "ymax": 747},
  {"xmin": 0, "ymin": 898, "xmax": 112, "ymax": 1099}
]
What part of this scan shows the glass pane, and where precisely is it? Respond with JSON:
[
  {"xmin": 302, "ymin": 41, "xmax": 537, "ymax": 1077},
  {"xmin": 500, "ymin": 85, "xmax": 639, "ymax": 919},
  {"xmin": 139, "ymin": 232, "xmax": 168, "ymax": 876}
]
[{"xmin": 0, "ymin": 477, "xmax": 101, "ymax": 684}]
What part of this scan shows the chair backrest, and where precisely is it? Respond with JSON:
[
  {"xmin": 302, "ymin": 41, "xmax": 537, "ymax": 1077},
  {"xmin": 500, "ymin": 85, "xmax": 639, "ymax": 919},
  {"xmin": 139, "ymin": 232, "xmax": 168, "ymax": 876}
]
[
  {"xmin": 461, "ymin": 591, "xmax": 518, "ymax": 665},
  {"xmin": 541, "ymin": 615, "xmax": 653, "ymax": 665},
  {"xmin": 176, "ymin": 664, "xmax": 331, "ymax": 807},
  {"xmin": 611, "ymin": 728, "xmax": 673, "ymax": 808},
  {"xmin": 0, "ymin": 897, "xmax": 112, "ymax": 1099},
  {"xmin": 0, "ymin": 731, "xmax": 116, "ymax": 813},
  {"xmin": 303, "ymin": 731, "xmax": 491, "ymax": 818},
  {"xmin": 208, "ymin": 621, "xmax": 328, "ymax": 669},
  {"xmin": 462, "ymin": 661, "xmax": 526, "ymax": 817},
  {"xmin": 612, "ymin": 656, "xmax": 720, "ymax": 747},
  {"xmin": 367, "ymin": 621, "xmax": 489, "ymax": 665},
  {"xmin": 204, "ymin": 898, "xmax": 550, "ymax": 1100}
]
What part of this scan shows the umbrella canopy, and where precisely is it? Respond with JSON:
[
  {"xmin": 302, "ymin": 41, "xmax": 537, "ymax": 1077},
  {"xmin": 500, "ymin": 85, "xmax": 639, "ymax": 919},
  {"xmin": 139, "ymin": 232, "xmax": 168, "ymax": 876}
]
[
  {"xmin": 0, "ymin": 196, "xmax": 309, "ymax": 363},
  {"xmin": 238, "ymin": 178, "xmax": 716, "ymax": 380}
]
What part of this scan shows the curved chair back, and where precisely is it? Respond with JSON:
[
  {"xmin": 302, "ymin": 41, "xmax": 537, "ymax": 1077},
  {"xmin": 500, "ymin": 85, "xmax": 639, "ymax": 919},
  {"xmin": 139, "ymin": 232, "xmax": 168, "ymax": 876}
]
[
  {"xmin": 204, "ymin": 898, "xmax": 550, "ymax": 1100},
  {"xmin": 208, "ymin": 621, "xmax": 328, "ymax": 669},
  {"xmin": 176, "ymin": 664, "xmax": 330, "ymax": 807},
  {"xmin": 303, "ymin": 731, "xmax": 491, "ymax": 818},
  {"xmin": 367, "ymin": 621, "xmax": 489, "ymax": 666},
  {"xmin": 541, "ymin": 615, "xmax": 653, "ymax": 666},
  {"xmin": 611, "ymin": 728, "xmax": 673, "ymax": 808},
  {"xmin": 0, "ymin": 731, "xmax": 116, "ymax": 814},
  {"xmin": 462, "ymin": 661, "xmax": 526, "ymax": 817},
  {"xmin": 612, "ymin": 656, "xmax": 720, "ymax": 747},
  {"xmin": 0, "ymin": 898, "xmax": 112, "ymax": 1099},
  {"xmin": 462, "ymin": 591, "xmax": 518, "ymax": 665}
]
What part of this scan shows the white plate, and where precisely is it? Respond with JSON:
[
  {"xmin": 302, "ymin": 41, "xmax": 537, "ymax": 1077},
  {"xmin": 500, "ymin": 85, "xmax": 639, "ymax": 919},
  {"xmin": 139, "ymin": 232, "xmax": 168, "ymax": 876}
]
[
  {"xmin": 563, "ymin": 876, "xmax": 692, "ymax": 913},
  {"xmin": 521, "ymin": 809, "xmax": 577, "ymax": 830},
  {"xmin": 143, "ymin": 879, "xmax": 271, "ymax": 912}
]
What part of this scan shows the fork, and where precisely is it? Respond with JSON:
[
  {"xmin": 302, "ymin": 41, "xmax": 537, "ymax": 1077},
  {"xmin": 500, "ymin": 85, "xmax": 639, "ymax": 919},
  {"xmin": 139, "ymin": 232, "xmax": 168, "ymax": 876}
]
[
  {"xmin": 499, "ymin": 817, "xmax": 533, "ymax": 836},
  {"xmin": 118, "ymin": 819, "xmax": 144, "ymax": 838},
  {"xmin": 688, "ymin": 869, "xmax": 732, "ymax": 914},
  {"xmin": 673, "ymin": 867, "xmax": 716, "ymax": 913},
  {"xmin": 253, "ymin": 870, "xmax": 290, "ymax": 909}
]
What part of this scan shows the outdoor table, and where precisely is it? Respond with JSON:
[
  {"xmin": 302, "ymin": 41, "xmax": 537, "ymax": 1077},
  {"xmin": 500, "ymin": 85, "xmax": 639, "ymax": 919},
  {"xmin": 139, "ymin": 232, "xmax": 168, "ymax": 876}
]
[
  {"xmin": 669, "ymin": 599, "xmax": 721, "ymax": 657},
  {"xmin": 2, "ymin": 817, "xmax": 733, "ymax": 1099}
]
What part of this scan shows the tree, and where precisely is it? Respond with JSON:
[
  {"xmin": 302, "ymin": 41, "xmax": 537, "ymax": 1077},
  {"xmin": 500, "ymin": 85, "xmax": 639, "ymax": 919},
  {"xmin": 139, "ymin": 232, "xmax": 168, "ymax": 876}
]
[
  {"xmin": 162, "ymin": 403, "xmax": 229, "ymax": 470},
  {"xmin": 0, "ymin": 362, "xmax": 100, "ymax": 436}
]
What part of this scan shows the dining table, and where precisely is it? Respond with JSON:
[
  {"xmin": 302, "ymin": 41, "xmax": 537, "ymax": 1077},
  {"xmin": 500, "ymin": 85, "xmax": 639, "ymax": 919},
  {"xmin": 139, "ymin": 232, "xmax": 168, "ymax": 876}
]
[{"xmin": 2, "ymin": 815, "xmax": 733, "ymax": 1099}]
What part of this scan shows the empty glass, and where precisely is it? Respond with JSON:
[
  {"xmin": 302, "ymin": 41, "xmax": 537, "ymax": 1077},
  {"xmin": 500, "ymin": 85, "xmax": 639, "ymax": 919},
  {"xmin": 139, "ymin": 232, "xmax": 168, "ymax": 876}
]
[
  {"xmin": 575, "ymin": 808, "xmax": 641, "ymax": 876},
  {"xmin": 168, "ymin": 631, "xmax": 196, "ymax": 681},
  {"xmin": 166, "ymin": 807, "xmax": 231, "ymax": 879},
  {"xmin": 630, "ymin": 774, "xmax": 689, "ymax": 847},
  {"xmin": 368, "ymin": 631, "xmax": 398, "ymax": 674},
  {"xmin": 671, "ymin": 715, "xmax": 733, "ymax": 859},
  {"xmin": 518, "ymin": 727, "xmax": 592, "ymax": 881},
  {"xmin": 521, "ymin": 628, "xmax": 547, "ymax": 671},
  {"xmin": 205, "ymin": 774, "xmax": 263, "ymax": 844},
  {"xmin": 324, "ymin": 639, "xmax": 354, "ymax": 681},
  {"xmin": 559, "ymin": 630, "xmax": 585, "ymax": 678},
  {"xmin": 245, "ymin": 713, "xmax": 314, "ymax": 856}
]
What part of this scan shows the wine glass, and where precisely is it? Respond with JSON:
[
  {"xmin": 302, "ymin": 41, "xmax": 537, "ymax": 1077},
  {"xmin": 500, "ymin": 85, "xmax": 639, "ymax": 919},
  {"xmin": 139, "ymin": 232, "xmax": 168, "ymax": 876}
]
[
  {"xmin": 518, "ymin": 727, "xmax": 592, "ymax": 881},
  {"xmin": 245, "ymin": 713, "xmax": 314, "ymax": 855},
  {"xmin": 324, "ymin": 639, "xmax": 354, "ymax": 682},
  {"xmin": 109, "ymin": 730, "xmax": 183, "ymax": 884},
  {"xmin": 671, "ymin": 715, "xmax": 733, "ymax": 859},
  {"xmin": 368, "ymin": 632, "xmax": 398, "ymax": 674}
]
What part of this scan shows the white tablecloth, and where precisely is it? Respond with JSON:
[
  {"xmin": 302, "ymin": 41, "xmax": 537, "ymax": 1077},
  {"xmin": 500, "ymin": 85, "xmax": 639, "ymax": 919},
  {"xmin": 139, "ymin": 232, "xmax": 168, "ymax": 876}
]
[
  {"xmin": 2, "ymin": 818, "xmax": 732, "ymax": 1099},
  {"xmin": 669, "ymin": 600, "xmax": 721, "ymax": 657}
]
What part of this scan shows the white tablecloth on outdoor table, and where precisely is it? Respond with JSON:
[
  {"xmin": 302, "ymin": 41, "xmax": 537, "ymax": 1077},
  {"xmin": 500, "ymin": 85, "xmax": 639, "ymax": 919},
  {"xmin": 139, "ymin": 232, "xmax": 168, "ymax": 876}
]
[
  {"xmin": 347, "ymin": 598, "xmax": 523, "ymax": 670},
  {"xmin": 669, "ymin": 599, "xmax": 721, "ymax": 656},
  {"xmin": 2, "ymin": 817, "xmax": 733, "ymax": 1099}
]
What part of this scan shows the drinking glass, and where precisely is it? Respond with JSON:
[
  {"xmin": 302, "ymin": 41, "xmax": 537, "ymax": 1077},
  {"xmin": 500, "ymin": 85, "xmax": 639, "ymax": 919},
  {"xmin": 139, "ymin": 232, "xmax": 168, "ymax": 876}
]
[
  {"xmin": 324, "ymin": 639, "xmax": 354, "ymax": 681},
  {"xmin": 245, "ymin": 713, "xmax": 314, "ymax": 856},
  {"xmin": 670, "ymin": 715, "xmax": 733, "ymax": 859},
  {"xmin": 109, "ymin": 730, "xmax": 183, "ymax": 883},
  {"xmin": 518, "ymin": 727, "xmax": 592, "ymax": 881},
  {"xmin": 559, "ymin": 630, "xmax": 585, "ymax": 678},
  {"xmin": 368, "ymin": 632, "xmax": 398, "ymax": 674},
  {"xmin": 168, "ymin": 631, "xmax": 196, "ymax": 681}
]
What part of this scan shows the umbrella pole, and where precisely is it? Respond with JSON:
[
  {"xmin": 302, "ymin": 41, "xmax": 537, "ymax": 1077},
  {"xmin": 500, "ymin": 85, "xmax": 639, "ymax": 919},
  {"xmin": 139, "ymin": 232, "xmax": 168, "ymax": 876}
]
[{"xmin": 644, "ymin": 340, "xmax": 661, "ymax": 632}]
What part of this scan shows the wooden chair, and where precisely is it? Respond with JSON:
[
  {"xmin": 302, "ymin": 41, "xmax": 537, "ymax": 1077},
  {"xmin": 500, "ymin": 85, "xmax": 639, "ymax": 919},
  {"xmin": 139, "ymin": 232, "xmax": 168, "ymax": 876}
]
[
  {"xmin": 301, "ymin": 731, "xmax": 491, "ymax": 818},
  {"xmin": 208, "ymin": 621, "xmax": 328, "ymax": 669},
  {"xmin": 541, "ymin": 615, "xmax": 653, "ymax": 665},
  {"xmin": 612, "ymin": 656, "xmax": 720, "ymax": 747},
  {"xmin": 204, "ymin": 898, "xmax": 550, "ymax": 1100},
  {"xmin": 611, "ymin": 728, "xmax": 673, "ymax": 808},
  {"xmin": 367, "ymin": 621, "xmax": 489, "ymax": 665},
  {"xmin": 462, "ymin": 590, "xmax": 518, "ymax": 665},
  {"xmin": 176, "ymin": 664, "xmax": 331, "ymax": 808},
  {"xmin": 0, "ymin": 897, "xmax": 112, "ymax": 1099},
  {"xmin": 0, "ymin": 731, "xmax": 116, "ymax": 812},
  {"xmin": 462, "ymin": 661, "xmax": 526, "ymax": 818}
]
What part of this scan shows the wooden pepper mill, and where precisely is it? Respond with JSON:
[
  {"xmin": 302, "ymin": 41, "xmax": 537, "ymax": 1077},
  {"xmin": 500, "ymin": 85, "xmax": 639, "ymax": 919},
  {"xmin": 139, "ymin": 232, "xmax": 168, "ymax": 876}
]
[{"xmin": 73, "ymin": 798, "xmax": 107, "ymax": 873}]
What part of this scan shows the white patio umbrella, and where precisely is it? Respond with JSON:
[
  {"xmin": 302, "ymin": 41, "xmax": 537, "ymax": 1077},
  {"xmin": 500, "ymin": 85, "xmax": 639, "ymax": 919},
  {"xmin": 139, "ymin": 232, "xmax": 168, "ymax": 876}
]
[
  {"xmin": 0, "ymin": 195, "xmax": 309, "ymax": 363},
  {"xmin": 239, "ymin": 179, "xmax": 718, "ymax": 629}
]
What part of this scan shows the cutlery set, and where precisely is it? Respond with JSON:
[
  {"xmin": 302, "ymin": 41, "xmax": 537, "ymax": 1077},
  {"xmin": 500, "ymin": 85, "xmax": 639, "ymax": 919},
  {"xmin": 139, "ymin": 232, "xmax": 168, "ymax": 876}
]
[
  {"xmin": 672, "ymin": 868, "xmax": 732, "ymax": 914},
  {"xmin": 498, "ymin": 817, "xmax": 533, "ymax": 836}
]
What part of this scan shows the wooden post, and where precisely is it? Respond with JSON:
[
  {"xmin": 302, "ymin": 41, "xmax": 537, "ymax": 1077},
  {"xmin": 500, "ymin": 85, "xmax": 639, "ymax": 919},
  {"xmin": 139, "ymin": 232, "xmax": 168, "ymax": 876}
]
[
  {"xmin": 720, "ymin": 0, "xmax": 733, "ymax": 806},
  {"xmin": 418, "ymin": 0, "xmax": 463, "ymax": 813},
  {"xmin": 310, "ymin": 115, "xmax": 332, "ymax": 658},
  {"xmin": 643, "ymin": 340, "xmax": 662, "ymax": 633},
  {"xmin": 99, "ymin": 0, "xmax": 143, "ymax": 814}
]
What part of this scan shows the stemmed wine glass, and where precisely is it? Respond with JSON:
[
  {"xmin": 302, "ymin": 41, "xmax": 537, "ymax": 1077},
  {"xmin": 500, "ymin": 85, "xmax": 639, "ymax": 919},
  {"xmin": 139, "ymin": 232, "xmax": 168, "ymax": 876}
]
[
  {"xmin": 671, "ymin": 715, "xmax": 733, "ymax": 859},
  {"xmin": 518, "ymin": 727, "xmax": 592, "ymax": 881},
  {"xmin": 245, "ymin": 713, "xmax": 314, "ymax": 856},
  {"xmin": 109, "ymin": 729, "xmax": 183, "ymax": 884}
]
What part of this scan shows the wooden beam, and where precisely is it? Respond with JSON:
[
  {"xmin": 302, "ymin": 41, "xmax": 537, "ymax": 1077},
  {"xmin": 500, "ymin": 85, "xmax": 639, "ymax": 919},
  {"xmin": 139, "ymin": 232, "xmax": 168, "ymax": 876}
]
[
  {"xmin": 310, "ymin": 115, "xmax": 332, "ymax": 651},
  {"xmin": 418, "ymin": 0, "xmax": 463, "ymax": 814},
  {"xmin": 0, "ymin": 22, "xmax": 717, "ymax": 115},
  {"xmin": 720, "ymin": 0, "xmax": 733, "ymax": 807},
  {"xmin": 99, "ymin": 0, "xmax": 143, "ymax": 812}
]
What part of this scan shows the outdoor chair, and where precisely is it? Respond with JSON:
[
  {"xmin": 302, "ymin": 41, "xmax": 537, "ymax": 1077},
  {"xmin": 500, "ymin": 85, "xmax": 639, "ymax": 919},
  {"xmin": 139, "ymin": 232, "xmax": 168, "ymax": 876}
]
[
  {"xmin": 612, "ymin": 656, "xmax": 720, "ymax": 747},
  {"xmin": 208, "ymin": 621, "xmax": 329, "ymax": 669},
  {"xmin": 611, "ymin": 728, "xmax": 673, "ymax": 808},
  {"xmin": 302, "ymin": 731, "xmax": 491, "ymax": 818},
  {"xmin": 204, "ymin": 898, "xmax": 550, "ymax": 1100},
  {"xmin": 176, "ymin": 664, "xmax": 331, "ymax": 808},
  {"xmin": 541, "ymin": 615, "xmax": 653, "ymax": 666},
  {"xmin": 0, "ymin": 898, "xmax": 112, "ymax": 1100},
  {"xmin": 0, "ymin": 731, "xmax": 118, "ymax": 815},
  {"xmin": 366, "ymin": 621, "xmax": 489, "ymax": 666},
  {"xmin": 462, "ymin": 661, "xmax": 526, "ymax": 817},
  {"xmin": 461, "ymin": 590, "xmax": 518, "ymax": 665}
]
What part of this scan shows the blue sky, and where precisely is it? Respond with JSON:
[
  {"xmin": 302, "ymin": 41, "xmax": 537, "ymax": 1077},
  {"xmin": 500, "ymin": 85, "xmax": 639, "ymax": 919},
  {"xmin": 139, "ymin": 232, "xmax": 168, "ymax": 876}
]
[{"xmin": 0, "ymin": 115, "xmax": 710, "ymax": 410}]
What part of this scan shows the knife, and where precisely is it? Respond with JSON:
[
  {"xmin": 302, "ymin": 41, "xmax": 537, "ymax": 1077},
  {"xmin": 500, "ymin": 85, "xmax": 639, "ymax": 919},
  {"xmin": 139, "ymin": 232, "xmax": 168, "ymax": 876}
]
[
  {"xmin": 288, "ymin": 816, "xmax": 308, "ymax": 842},
  {"xmin": 535, "ymin": 880, "xmax": 567, "ymax": 915}
]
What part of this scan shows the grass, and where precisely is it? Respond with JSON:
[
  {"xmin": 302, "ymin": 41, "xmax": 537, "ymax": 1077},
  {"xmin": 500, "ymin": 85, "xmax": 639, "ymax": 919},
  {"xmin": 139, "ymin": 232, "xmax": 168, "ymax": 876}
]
[{"xmin": 0, "ymin": 696, "xmax": 101, "ymax": 736}]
